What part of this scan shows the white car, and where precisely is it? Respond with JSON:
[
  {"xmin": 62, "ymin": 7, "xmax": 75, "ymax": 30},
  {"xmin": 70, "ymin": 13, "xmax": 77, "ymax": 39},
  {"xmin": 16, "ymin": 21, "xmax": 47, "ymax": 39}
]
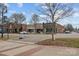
[
  {"xmin": 20, "ymin": 31, "xmax": 28, "ymax": 34},
  {"xmin": 65, "ymin": 31, "xmax": 71, "ymax": 33}
]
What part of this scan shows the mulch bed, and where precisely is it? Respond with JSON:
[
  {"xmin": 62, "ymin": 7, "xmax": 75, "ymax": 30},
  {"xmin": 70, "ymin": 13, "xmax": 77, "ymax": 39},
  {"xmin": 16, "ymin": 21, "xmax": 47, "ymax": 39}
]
[{"xmin": 36, "ymin": 38, "xmax": 79, "ymax": 48}]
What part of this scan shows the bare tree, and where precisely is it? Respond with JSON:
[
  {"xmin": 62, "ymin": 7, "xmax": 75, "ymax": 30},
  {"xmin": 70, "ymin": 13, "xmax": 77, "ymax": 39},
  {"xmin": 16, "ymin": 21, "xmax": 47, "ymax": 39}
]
[
  {"xmin": 65, "ymin": 24, "xmax": 74, "ymax": 32},
  {"xmin": 10, "ymin": 13, "xmax": 26, "ymax": 33},
  {"xmin": 31, "ymin": 13, "xmax": 39, "ymax": 33},
  {"xmin": 36, "ymin": 3, "xmax": 74, "ymax": 40}
]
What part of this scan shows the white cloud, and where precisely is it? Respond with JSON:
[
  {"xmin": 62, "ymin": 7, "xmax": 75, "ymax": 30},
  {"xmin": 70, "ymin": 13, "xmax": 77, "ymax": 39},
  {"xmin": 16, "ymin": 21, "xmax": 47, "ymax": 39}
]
[
  {"xmin": 39, "ymin": 15, "xmax": 47, "ymax": 17},
  {"xmin": 31, "ymin": 12, "xmax": 34, "ymax": 15},
  {"xmin": 34, "ymin": 4, "xmax": 49, "ymax": 9},
  {"xmin": 74, "ymin": 8, "xmax": 79, "ymax": 11},
  {"xmin": 42, "ymin": 6, "xmax": 48, "ymax": 9},
  {"xmin": 17, "ymin": 3, "xmax": 23, "ymax": 8},
  {"xmin": 22, "ymin": 11, "xmax": 26, "ymax": 15},
  {"xmin": 4, "ymin": 3, "xmax": 9, "ymax": 7},
  {"xmin": 34, "ymin": 3, "xmax": 40, "ymax": 6},
  {"xmin": 28, "ymin": 10, "xmax": 35, "ymax": 15},
  {"xmin": 73, "ymin": 12, "xmax": 79, "ymax": 17}
]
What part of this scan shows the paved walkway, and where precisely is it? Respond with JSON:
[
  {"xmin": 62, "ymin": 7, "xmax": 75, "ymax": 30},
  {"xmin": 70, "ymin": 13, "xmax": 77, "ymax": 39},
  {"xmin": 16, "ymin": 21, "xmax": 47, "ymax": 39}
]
[{"xmin": 0, "ymin": 40, "xmax": 79, "ymax": 56}]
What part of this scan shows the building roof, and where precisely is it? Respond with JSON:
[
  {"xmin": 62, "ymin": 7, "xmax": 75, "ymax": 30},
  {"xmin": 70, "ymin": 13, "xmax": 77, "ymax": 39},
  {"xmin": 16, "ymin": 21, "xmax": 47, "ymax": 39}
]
[
  {"xmin": 27, "ymin": 23, "xmax": 43, "ymax": 29},
  {"xmin": 27, "ymin": 23, "xmax": 64, "ymax": 30},
  {"xmin": 43, "ymin": 23, "xmax": 64, "ymax": 29}
]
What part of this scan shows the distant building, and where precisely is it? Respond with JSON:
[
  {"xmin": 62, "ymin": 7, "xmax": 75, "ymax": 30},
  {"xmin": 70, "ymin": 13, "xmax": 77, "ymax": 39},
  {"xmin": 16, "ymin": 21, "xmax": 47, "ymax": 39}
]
[
  {"xmin": 27, "ymin": 23, "xmax": 65, "ymax": 33},
  {"xmin": 0, "ymin": 23, "xmax": 65, "ymax": 33},
  {"xmin": 43, "ymin": 23, "xmax": 65, "ymax": 33},
  {"xmin": 0, "ymin": 23, "xmax": 27, "ymax": 33},
  {"xmin": 27, "ymin": 23, "xmax": 43, "ymax": 33}
]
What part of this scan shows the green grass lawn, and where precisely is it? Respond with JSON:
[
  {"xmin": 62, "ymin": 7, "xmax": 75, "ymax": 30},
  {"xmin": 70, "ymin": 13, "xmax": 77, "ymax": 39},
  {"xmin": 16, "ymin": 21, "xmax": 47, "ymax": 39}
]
[{"xmin": 36, "ymin": 38, "xmax": 79, "ymax": 48}]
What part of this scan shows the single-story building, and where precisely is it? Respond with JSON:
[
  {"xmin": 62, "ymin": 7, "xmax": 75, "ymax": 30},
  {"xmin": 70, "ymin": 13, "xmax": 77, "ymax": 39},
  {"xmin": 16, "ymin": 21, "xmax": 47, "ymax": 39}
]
[
  {"xmin": 27, "ymin": 23, "xmax": 43, "ymax": 33},
  {"xmin": 43, "ymin": 23, "xmax": 65, "ymax": 33},
  {"xmin": 0, "ymin": 23, "xmax": 27, "ymax": 33},
  {"xmin": 0, "ymin": 23, "xmax": 65, "ymax": 33},
  {"xmin": 27, "ymin": 23, "xmax": 65, "ymax": 33}
]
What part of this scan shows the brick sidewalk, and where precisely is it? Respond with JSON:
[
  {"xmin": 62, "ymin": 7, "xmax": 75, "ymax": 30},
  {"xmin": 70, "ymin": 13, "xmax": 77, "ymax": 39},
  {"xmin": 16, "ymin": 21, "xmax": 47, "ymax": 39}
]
[
  {"xmin": 0, "ymin": 40, "xmax": 43, "ymax": 56},
  {"xmin": 0, "ymin": 40, "xmax": 79, "ymax": 56}
]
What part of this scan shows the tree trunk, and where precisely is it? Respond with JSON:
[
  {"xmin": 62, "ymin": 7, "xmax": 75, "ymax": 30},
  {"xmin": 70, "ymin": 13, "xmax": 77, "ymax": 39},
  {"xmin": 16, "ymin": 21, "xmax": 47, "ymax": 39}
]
[
  {"xmin": 51, "ymin": 32, "xmax": 54, "ymax": 40},
  {"xmin": 51, "ymin": 17, "xmax": 56, "ymax": 41},
  {"xmin": 34, "ymin": 23, "xmax": 37, "ymax": 33},
  {"xmin": 51, "ymin": 15, "xmax": 56, "ymax": 40},
  {"xmin": 7, "ymin": 28, "xmax": 9, "ymax": 39},
  {"xmin": 51, "ymin": 28, "xmax": 56, "ymax": 40},
  {"xmin": 51, "ymin": 23, "xmax": 55, "ymax": 40},
  {"xmin": 17, "ymin": 24, "xmax": 20, "ymax": 33},
  {"xmin": 52, "ymin": 33, "xmax": 55, "ymax": 40},
  {"xmin": 1, "ymin": 31, "xmax": 3, "ymax": 38}
]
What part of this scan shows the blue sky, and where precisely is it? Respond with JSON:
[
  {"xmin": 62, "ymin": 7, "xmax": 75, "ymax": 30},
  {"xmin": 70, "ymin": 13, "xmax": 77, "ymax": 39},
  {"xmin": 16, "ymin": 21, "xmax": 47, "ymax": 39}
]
[{"xmin": 4, "ymin": 3, "xmax": 79, "ymax": 28}]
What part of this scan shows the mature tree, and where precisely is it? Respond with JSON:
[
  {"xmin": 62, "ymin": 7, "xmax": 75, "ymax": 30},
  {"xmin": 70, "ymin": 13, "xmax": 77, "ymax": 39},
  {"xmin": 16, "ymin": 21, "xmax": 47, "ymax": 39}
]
[
  {"xmin": 31, "ymin": 13, "xmax": 39, "ymax": 33},
  {"xmin": 10, "ymin": 13, "xmax": 26, "ymax": 24},
  {"xmin": 36, "ymin": 3, "xmax": 74, "ymax": 40},
  {"xmin": 65, "ymin": 24, "xmax": 74, "ymax": 32},
  {"xmin": 0, "ymin": 3, "xmax": 7, "ymax": 38},
  {"xmin": 10, "ymin": 13, "xmax": 26, "ymax": 32}
]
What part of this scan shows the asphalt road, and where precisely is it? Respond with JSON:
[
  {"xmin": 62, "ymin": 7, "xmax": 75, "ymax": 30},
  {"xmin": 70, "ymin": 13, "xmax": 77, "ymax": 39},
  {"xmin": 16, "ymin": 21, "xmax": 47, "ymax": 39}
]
[
  {"xmin": 0, "ymin": 32, "xmax": 79, "ymax": 43},
  {"xmin": 7, "ymin": 32, "xmax": 79, "ymax": 43}
]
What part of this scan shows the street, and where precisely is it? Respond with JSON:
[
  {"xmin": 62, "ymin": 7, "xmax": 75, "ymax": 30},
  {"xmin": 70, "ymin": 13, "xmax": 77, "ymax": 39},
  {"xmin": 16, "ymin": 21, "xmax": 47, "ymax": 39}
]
[
  {"xmin": 0, "ymin": 32, "xmax": 79, "ymax": 43},
  {"xmin": 8, "ymin": 32, "xmax": 79, "ymax": 43}
]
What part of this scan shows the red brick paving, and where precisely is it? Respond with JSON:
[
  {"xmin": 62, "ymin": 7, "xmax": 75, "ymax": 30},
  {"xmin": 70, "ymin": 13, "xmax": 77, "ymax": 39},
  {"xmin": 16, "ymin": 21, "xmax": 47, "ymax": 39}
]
[
  {"xmin": 0, "ymin": 54, "xmax": 8, "ymax": 56},
  {"xmin": 7, "ymin": 40, "xmax": 28, "ymax": 44},
  {"xmin": 0, "ymin": 45, "xmax": 27, "ymax": 53},
  {"xmin": 16, "ymin": 46, "xmax": 43, "ymax": 56}
]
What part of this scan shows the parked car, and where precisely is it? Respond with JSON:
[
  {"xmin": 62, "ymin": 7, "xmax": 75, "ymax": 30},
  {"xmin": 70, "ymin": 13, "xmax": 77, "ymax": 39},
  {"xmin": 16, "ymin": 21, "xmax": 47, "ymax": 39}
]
[
  {"xmin": 76, "ymin": 31, "xmax": 79, "ymax": 33},
  {"xmin": 20, "ymin": 31, "xmax": 28, "ymax": 34},
  {"xmin": 65, "ymin": 31, "xmax": 71, "ymax": 33}
]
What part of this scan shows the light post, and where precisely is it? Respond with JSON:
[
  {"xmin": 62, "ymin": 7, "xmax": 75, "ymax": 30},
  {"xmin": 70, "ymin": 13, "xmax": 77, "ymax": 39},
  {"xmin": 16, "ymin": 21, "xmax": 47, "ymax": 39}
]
[
  {"xmin": 1, "ymin": 7, "xmax": 4, "ymax": 38},
  {"xmin": 0, "ymin": 4, "xmax": 7, "ymax": 38},
  {"xmin": 7, "ymin": 20, "xmax": 9, "ymax": 39},
  {"xmin": 4, "ymin": 16, "xmax": 9, "ymax": 39}
]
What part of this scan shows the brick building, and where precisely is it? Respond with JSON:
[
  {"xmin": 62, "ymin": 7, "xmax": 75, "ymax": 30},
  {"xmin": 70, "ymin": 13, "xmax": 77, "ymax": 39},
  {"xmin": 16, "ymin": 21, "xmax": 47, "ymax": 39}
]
[
  {"xmin": 0, "ymin": 23, "xmax": 64, "ymax": 33},
  {"xmin": 0, "ymin": 23, "xmax": 27, "ymax": 33},
  {"xmin": 27, "ymin": 23, "xmax": 43, "ymax": 33},
  {"xmin": 43, "ymin": 23, "xmax": 65, "ymax": 33},
  {"xmin": 27, "ymin": 23, "xmax": 65, "ymax": 33}
]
